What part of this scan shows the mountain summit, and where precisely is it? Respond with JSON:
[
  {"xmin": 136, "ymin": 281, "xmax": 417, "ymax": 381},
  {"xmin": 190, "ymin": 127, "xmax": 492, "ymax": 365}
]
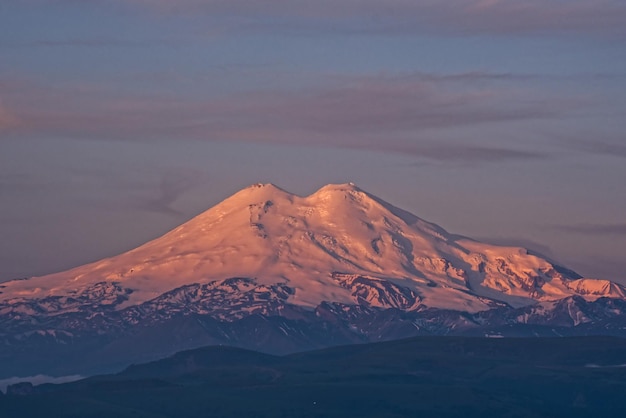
[
  {"xmin": 1, "ymin": 182, "xmax": 621, "ymax": 310},
  {"xmin": 1, "ymin": 183, "xmax": 625, "ymax": 377}
]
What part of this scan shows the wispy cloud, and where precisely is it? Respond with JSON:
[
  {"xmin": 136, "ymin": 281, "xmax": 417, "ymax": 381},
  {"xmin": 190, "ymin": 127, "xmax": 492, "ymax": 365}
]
[
  {"xmin": 120, "ymin": 0, "xmax": 626, "ymax": 38},
  {"xmin": 0, "ymin": 38, "xmax": 181, "ymax": 49},
  {"xmin": 138, "ymin": 169, "xmax": 207, "ymax": 216},
  {"xmin": 568, "ymin": 139, "xmax": 626, "ymax": 159},
  {"xmin": 0, "ymin": 172, "xmax": 50, "ymax": 198},
  {"xmin": 394, "ymin": 143, "xmax": 545, "ymax": 163},
  {"xmin": 205, "ymin": 78, "xmax": 558, "ymax": 136},
  {"xmin": 0, "ymin": 72, "xmax": 570, "ymax": 163},
  {"xmin": 553, "ymin": 223, "xmax": 626, "ymax": 236}
]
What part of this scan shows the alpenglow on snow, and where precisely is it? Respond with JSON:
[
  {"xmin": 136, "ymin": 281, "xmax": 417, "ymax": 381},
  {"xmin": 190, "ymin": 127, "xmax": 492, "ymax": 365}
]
[{"xmin": 1, "ymin": 183, "xmax": 625, "ymax": 377}]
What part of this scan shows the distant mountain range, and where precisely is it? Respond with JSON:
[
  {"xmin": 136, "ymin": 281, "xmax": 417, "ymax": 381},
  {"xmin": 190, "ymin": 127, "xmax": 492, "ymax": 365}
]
[{"xmin": 1, "ymin": 183, "xmax": 625, "ymax": 378}]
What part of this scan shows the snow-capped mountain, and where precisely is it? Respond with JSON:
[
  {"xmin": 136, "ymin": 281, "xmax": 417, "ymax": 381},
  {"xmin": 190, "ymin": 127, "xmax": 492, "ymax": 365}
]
[{"xmin": 1, "ymin": 183, "xmax": 625, "ymax": 378}]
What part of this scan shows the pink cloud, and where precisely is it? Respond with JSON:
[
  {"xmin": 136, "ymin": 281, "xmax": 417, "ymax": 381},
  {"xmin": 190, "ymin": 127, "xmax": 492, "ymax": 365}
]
[{"xmin": 0, "ymin": 100, "xmax": 20, "ymax": 131}]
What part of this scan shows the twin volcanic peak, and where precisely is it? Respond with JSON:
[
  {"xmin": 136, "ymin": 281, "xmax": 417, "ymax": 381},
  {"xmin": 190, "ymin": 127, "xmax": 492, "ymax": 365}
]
[
  {"xmin": 1, "ymin": 182, "xmax": 624, "ymax": 315},
  {"xmin": 3, "ymin": 182, "xmax": 626, "ymax": 378}
]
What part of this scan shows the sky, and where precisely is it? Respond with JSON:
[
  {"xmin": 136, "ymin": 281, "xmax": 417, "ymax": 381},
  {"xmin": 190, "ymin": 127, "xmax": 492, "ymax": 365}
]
[{"xmin": 1, "ymin": 0, "xmax": 625, "ymax": 283}]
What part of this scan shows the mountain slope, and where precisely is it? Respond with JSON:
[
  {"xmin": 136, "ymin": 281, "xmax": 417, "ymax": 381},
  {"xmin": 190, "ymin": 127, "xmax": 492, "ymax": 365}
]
[
  {"xmin": 0, "ymin": 182, "xmax": 625, "ymax": 377},
  {"xmin": 1, "ymin": 183, "xmax": 621, "ymax": 312}
]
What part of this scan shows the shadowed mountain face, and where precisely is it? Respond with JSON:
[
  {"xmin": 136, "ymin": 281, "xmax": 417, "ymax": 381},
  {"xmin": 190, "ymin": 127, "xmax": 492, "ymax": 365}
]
[
  {"xmin": 1, "ymin": 183, "xmax": 625, "ymax": 378},
  {"xmin": 3, "ymin": 336, "xmax": 626, "ymax": 417}
]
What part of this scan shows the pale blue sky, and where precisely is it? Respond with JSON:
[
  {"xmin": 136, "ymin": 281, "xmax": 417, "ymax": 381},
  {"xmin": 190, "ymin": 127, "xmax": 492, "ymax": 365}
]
[{"xmin": 1, "ymin": 1, "xmax": 625, "ymax": 282}]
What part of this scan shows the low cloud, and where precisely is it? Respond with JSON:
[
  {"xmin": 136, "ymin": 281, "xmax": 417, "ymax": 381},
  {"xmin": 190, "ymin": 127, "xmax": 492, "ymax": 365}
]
[
  {"xmin": 0, "ymin": 374, "xmax": 83, "ymax": 393},
  {"xmin": 565, "ymin": 256, "xmax": 626, "ymax": 283},
  {"xmin": 474, "ymin": 236, "xmax": 557, "ymax": 260},
  {"xmin": 552, "ymin": 223, "xmax": 626, "ymax": 236}
]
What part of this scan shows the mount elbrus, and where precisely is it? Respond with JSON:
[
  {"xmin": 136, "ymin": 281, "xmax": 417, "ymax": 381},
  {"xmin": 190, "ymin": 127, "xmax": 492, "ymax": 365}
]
[{"xmin": 1, "ymin": 183, "xmax": 625, "ymax": 377}]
